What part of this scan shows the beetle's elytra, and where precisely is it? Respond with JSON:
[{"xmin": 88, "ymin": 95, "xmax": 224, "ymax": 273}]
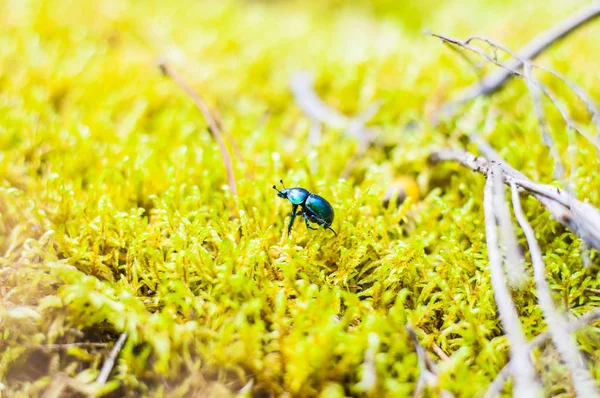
[{"xmin": 273, "ymin": 180, "xmax": 336, "ymax": 236}]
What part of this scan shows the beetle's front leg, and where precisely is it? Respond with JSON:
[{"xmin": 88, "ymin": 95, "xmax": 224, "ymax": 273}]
[{"xmin": 288, "ymin": 204, "xmax": 298, "ymax": 235}]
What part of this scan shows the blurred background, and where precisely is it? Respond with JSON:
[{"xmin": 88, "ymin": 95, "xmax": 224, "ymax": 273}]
[{"xmin": 2, "ymin": 0, "xmax": 600, "ymax": 396}]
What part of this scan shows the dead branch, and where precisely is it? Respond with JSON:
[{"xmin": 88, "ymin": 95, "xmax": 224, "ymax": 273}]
[
  {"xmin": 355, "ymin": 332, "xmax": 379, "ymax": 393},
  {"xmin": 289, "ymin": 70, "xmax": 380, "ymax": 178},
  {"xmin": 429, "ymin": 149, "xmax": 600, "ymax": 251},
  {"xmin": 510, "ymin": 183, "xmax": 599, "ymax": 397},
  {"xmin": 429, "ymin": 32, "xmax": 600, "ymax": 187},
  {"xmin": 431, "ymin": 342, "xmax": 450, "ymax": 362},
  {"xmin": 159, "ymin": 62, "xmax": 238, "ymax": 198},
  {"xmin": 523, "ymin": 64, "xmax": 565, "ymax": 181},
  {"xmin": 433, "ymin": 2, "xmax": 600, "ymax": 120},
  {"xmin": 484, "ymin": 308, "xmax": 600, "ymax": 398},
  {"xmin": 460, "ymin": 35, "xmax": 600, "ymax": 147},
  {"xmin": 492, "ymin": 168, "xmax": 526, "ymax": 288},
  {"xmin": 483, "ymin": 168, "xmax": 541, "ymax": 397},
  {"xmin": 408, "ymin": 327, "xmax": 436, "ymax": 398},
  {"xmin": 407, "ymin": 327, "xmax": 454, "ymax": 398},
  {"xmin": 290, "ymin": 71, "xmax": 350, "ymax": 133},
  {"xmin": 28, "ymin": 342, "xmax": 110, "ymax": 349},
  {"xmin": 429, "ymin": 32, "xmax": 600, "ymax": 171},
  {"xmin": 470, "ymin": 129, "xmax": 594, "ymax": 269},
  {"xmin": 96, "ymin": 332, "xmax": 128, "ymax": 384}
]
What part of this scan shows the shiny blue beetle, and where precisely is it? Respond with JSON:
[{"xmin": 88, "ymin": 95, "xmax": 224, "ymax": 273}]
[{"xmin": 273, "ymin": 180, "xmax": 336, "ymax": 236}]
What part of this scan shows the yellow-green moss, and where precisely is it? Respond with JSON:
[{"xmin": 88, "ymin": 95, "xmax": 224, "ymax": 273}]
[{"xmin": 1, "ymin": 0, "xmax": 600, "ymax": 396}]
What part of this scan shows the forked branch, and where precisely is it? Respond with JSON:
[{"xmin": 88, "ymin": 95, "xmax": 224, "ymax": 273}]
[
  {"xmin": 429, "ymin": 149, "xmax": 600, "ymax": 251},
  {"xmin": 483, "ymin": 168, "xmax": 540, "ymax": 396},
  {"xmin": 484, "ymin": 308, "xmax": 600, "ymax": 398},
  {"xmin": 432, "ymin": 2, "xmax": 600, "ymax": 121}
]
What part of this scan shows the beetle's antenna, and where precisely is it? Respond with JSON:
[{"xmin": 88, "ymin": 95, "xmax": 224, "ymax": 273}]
[
  {"xmin": 272, "ymin": 185, "xmax": 280, "ymax": 192},
  {"xmin": 280, "ymin": 179, "xmax": 286, "ymax": 189},
  {"xmin": 327, "ymin": 226, "xmax": 338, "ymax": 236}
]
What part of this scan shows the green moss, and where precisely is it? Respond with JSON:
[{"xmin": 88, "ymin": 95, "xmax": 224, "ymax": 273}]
[{"xmin": 1, "ymin": 0, "xmax": 600, "ymax": 396}]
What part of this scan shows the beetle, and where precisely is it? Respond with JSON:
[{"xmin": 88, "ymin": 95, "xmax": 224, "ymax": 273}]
[{"xmin": 273, "ymin": 180, "xmax": 337, "ymax": 236}]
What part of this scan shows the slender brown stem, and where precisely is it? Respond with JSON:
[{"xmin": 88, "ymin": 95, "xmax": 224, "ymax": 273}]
[
  {"xmin": 431, "ymin": 343, "xmax": 450, "ymax": 362},
  {"xmin": 96, "ymin": 333, "xmax": 128, "ymax": 384},
  {"xmin": 159, "ymin": 62, "xmax": 238, "ymax": 199},
  {"xmin": 27, "ymin": 342, "xmax": 110, "ymax": 349}
]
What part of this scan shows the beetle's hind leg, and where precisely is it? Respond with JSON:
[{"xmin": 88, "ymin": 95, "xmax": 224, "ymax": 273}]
[
  {"xmin": 299, "ymin": 211, "xmax": 318, "ymax": 230},
  {"xmin": 326, "ymin": 225, "xmax": 337, "ymax": 236},
  {"xmin": 302, "ymin": 212, "xmax": 337, "ymax": 236},
  {"xmin": 308, "ymin": 213, "xmax": 337, "ymax": 236}
]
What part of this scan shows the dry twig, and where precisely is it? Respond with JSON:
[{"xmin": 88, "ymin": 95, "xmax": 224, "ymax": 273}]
[
  {"xmin": 28, "ymin": 342, "xmax": 110, "ymax": 350},
  {"xmin": 408, "ymin": 327, "xmax": 436, "ymax": 398},
  {"xmin": 429, "ymin": 150, "xmax": 600, "ymax": 251},
  {"xmin": 428, "ymin": 32, "xmax": 600, "ymax": 186},
  {"xmin": 96, "ymin": 332, "xmax": 128, "ymax": 384},
  {"xmin": 407, "ymin": 327, "xmax": 454, "ymax": 398},
  {"xmin": 491, "ymin": 169, "xmax": 526, "ymax": 288},
  {"xmin": 355, "ymin": 332, "xmax": 379, "ymax": 393},
  {"xmin": 522, "ymin": 63, "xmax": 565, "ymax": 181},
  {"xmin": 159, "ymin": 62, "xmax": 238, "ymax": 198},
  {"xmin": 510, "ymin": 183, "xmax": 599, "ymax": 397},
  {"xmin": 468, "ymin": 131, "xmax": 595, "ymax": 267},
  {"xmin": 431, "ymin": 342, "xmax": 450, "ymax": 362},
  {"xmin": 483, "ymin": 167, "xmax": 541, "ymax": 397},
  {"xmin": 289, "ymin": 70, "xmax": 380, "ymax": 178},
  {"xmin": 484, "ymin": 308, "xmax": 600, "ymax": 398},
  {"xmin": 433, "ymin": 2, "xmax": 600, "ymax": 120}
]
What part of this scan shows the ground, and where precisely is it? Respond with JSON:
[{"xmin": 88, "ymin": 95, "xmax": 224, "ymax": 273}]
[{"xmin": 1, "ymin": 0, "xmax": 600, "ymax": 396}]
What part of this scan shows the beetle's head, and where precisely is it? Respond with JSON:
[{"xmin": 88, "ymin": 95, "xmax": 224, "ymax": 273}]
[{"xmin": 273, "ymin": 180, "xmax": 289, "ymax": 199}]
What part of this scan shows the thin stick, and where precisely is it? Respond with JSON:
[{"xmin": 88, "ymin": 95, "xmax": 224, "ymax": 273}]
[
  {"xmin": 463, "ymin": 35, "xmax": 600, "ymax": 143},
  {"xmin": 430, "ymin": 33, "xmax": 600, "ymax": 157},
  {"xmin": 483, "ymin": 168, "xmax": 541, "ymax": 397},
  {"xmin": 429, "ymin": 150, "xmax": 600, "ymax": 251},
  {"xmin": 432, "ymin": 342, "xmax": 450, "ymax": 362},
  {"xmin": 492, "ymin": 169, "xmax": 526, "ymax": 288},
  {"xmin": 510, "ymin": 183, "xmax": 599, "ymax": 397},
  {"xmin": 28, "ymin": 342, "xmax": 110, "ymax": 349},
  {"xmin": 484, "ymin": 308, "xmax": 600, "ymax": 398},
  {"xmin": 523, "ymin": 64, "xmax": 565, "ymax": 181},
  {"xmin": 408, "ymin": 327, "xmax": 434, "ymax": 398},
  {"xmin": 355, "ymin": 332, "xmax": 379, "ymax": 393},
  {"xmin": 434, "ymin": 2, "xmax": 600, "ymax": 120},
  {"xmin": 159, "ymin": 62, "xmax": 238, "ymax": 198},
  {"xmin": 289, "ymin": 71, "xmax": 350, "ymax": 132},
  {"xmin": 407, "ymin": 327, "xmax": 454, "ymax": 398},
  {"xmin": 289, "ymin": 70, "xmax": 381, "ymax": 178},
  {"xmin": 96, "ymin": 333, "xmax": 128, "ymax": 384}
]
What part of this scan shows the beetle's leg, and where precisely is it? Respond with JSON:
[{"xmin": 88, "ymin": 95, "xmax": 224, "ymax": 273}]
[
  {"xmin": 311, "ymin": 214, "xmax": 337, "ymax": 236},
  {"xmin": 288, "ymin": 204, "xmax": 298, "ymax": 236},
  {"xmin": 300, "ymin": 211, "xmax": 318, "ymax": 230}
]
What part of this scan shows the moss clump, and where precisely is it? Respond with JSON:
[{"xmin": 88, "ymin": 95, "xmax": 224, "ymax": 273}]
[{"xmin": 1, "ymin": 0, "xmax": 600, "ymax": 396}]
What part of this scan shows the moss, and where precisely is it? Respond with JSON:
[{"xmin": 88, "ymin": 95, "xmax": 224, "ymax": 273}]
[{"xmin": 1, "ymin": 0, "xmax": 600, "ymax": 396}]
